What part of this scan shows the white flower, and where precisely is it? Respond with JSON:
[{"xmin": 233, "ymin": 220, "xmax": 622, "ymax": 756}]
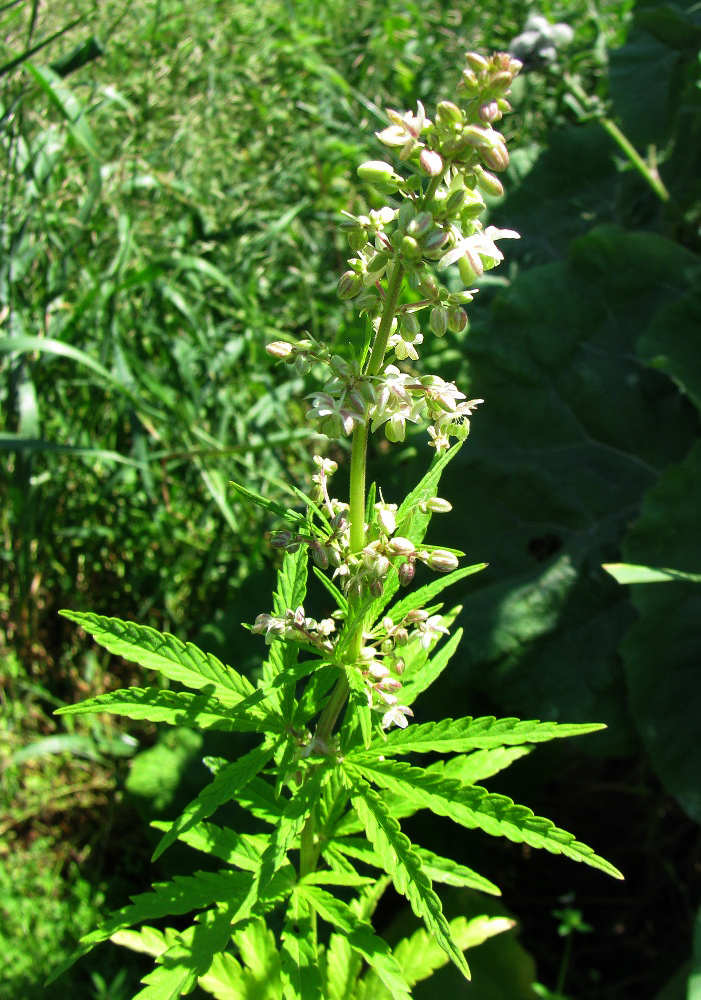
[
  {"xmin": 376, "ymin": 102, "xmax": 430, "ymax": 160},
  {"xmin": 439, "ymin": 225, "xmax": 520, "ymax": 274},
  {"xmin": 381, "ymin": 704, "xmax": 414, "ymax": 730},
  {"xmin": 415, "ymin": 614, "xmax": 450, "ymax": 650}
]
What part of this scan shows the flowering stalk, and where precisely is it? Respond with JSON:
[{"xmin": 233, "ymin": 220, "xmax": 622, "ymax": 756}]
[
  {"xmin": 264, "ymin": 50, "xmax": 523, "ymax": 741},
  {"xmin": 52, "ymin": 50, "xmax": 622, "ymax": 999}
]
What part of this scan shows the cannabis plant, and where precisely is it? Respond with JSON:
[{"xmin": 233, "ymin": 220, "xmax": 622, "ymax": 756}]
[{"xmin": 50, "ymin": 51, "xmax": 621, "ymax": 998}]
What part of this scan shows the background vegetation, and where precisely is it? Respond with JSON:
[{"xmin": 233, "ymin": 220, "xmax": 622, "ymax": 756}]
[{"xmin": 1, "ymin": 0, "xmax": 700, "ymax": 997}]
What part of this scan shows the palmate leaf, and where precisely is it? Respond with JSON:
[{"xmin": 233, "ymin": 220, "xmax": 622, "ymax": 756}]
[
  {"xmin": 197, "ymin": 952, "xmax": 248, "ymax": 1000},
  {"xmin": 153, "ymin": 739, "xmax": 281, "ymax": 861},
  {"xmin": 131, "ymin": 905, "xmax": 235, "ymax": 1000},
  {"xmin": 327, "ymin": 836, "xmax": 500, "ymax": 896},
  {"xmin": 437, "ymin": 746, "xmax": 532, "ymax": 784},
  {"xmin": 46, "ymin": 871, "xmax": 250, "ymax": 985},
  {"xmin": 343, "ymin": 769, "xmax": 471, "ymax": 980},
  {"xmin": 331, "ymin": 748, "xmax": 530, "ymax": 836},
  {"xmin": 59, "ymin": 611, "xmax": 253, "ymax": 705},
  {"xmin": 386, "ymin": 563, "xmax": 486, "ymax": 625},
  {"xmin": 365, "ymin": 443, "xmax": 466, "ymax": 623},
  {"xmin": 361, "ymin": 914, "xmax": 515, "ymax": 998},
  {"xmin": 323, "ymin": 876, "xmax": 393, "ymax": 1000},
  {"xmin": 298, "ymin": 884, "xmax": 411, "ymax": 1000},
  {"xmin": 353, "ymin": 758, "xmax": 623, "ymax": 879},
  {"xmin": 231, "ymin": 919, "xmax": 283, "ymax": 999},
  {"xmin": 55, "ymin": 686, "xmax": 285, "ymax": 734},
  {"xmin": 400, "ymin": 623, "xmax": 463, "ymax": 708},
  {"xmin": 150, "ymin": 820, "xmax": 270, "ymax": 872},
  {"xmin": 281, "ymin": 890, "xmax": 324, "ymax": 1000},
  {"xmin": 264, "ymin": 546, "xmax": 309, "ymax": 719},
  {"xmin": 365, "ymin": 715, "xmax": 607, "ymax": 756},
  {"xmin": 235, "ymin": 764, "xmax": 335, "ymax": 924}
]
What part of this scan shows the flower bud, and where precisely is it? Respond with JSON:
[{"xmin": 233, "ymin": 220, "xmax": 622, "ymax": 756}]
[
  {"xmin": 357, "ymin": 160, "xmax": 400, "ymax": 184},
  {"xmin": 475, "ymin": 168, "xmax": 504, "ymax": 198},
  {"xmin": 429, "ymin": 305, "xmax": 448, "ymax": 338},
  {"xmin": 398, "ymin": 561, "xmax": 415, "ymax": 587},
  {"xmin": 419, "ymin": 148, "xmax": 443, "ymax": 176},
  {"xmin": 348, "ymin": 227, "xmax": 369, "ymax": 251},
  {"xmin": 338, "ymin": 271, "xmax": 363, "ymax": 300},
  {"xmin": 479, "ymin": 100, "xmax": 501, "ymax": 124},
  {"xmin": 406, "ymin": 609, "xmax": 428, "ymax": 623},
  {"xmin": 489, "ymin": 70, "xmax": 514, "ymax": 92},
  {"xmin": 400, "ymin": 311, "xmax": 420, "ymax": 339},
  {"xmin": 436, "ymin": 100, "xmax": 463, "ymax": 126},
  {"xmin": 457, "ymin": 257, "xmax": 478, "ymax": 287},
  {"xmin": 481, "ymin": 141, "xmax": 509, "ymax": 173},
  {"xmin": 426, "ymin": 497, "xmax": 452, "ymax": 513},
  {"xmin": 427, "ymin": 549, "xmax": 460, "ymax": 572},
  {"xmin": 393, "ymin": 657, "xmax": 406, "ymax": 675},
  {"xmin": 407, "ymin": 211, "xmax": 434, "ymax": 237},
  {"xmin": 420, "ymin": 274, "xmax": 439, "ymax": 299},
  {"xmin": 465, "ymin": 51, "xmax": 489, "ymax": 72},
  {"xmin": 312, "ymin": 545, "xmax": 329, "ymax": 570},
  {"xmin": 266, "ymin": 340, "xmax": 294, "ymax": 359},
  {"xmin": 400, "ymin": 235, "xmax": 422, "ymax": 260},
  {"xmin": 388, "ymin": 536, "xmax": 415, "ymax": 556},
  {"xmin": 447, "ymin": 307, "xmax": 468, "ymax": 334}
]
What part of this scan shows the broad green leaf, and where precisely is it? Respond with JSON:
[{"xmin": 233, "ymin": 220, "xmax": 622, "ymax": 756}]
[
  {"xmin": 344, "ymin": 665, "xmax": 373, "ymax": 750},
  {"xmin": 344, "ymin": 770, "xmax": 470, "ymax": 980},
  {"xmin": 153, "ymin": 740, "xmax": 279, "ymax": 861},
  {"xmin": 365, "ymin": 716, "xmax": 606, "ymax": 756},
  {"xmin": 55, "ymin": 686, "xmax": 282, "ymax": 734},
  {"xmin": 434, "ymin": 225, "xmax": 699, "ymax": 749},
  {"xmin": 298, "ymin": 884, "xmax": 411, "ymax": 1000},
  {"xmin": 59, "ymin": 612, "xmax": 254, "ymax": 706},
  {"xmin": 620, "ymin": 440, "xmax": 701, "ymax": 822},
  {"xmin": 325, "ymin": 931, "xmax": 360, "ymax": 1000},
  {"xmin": 280, "ymin": 891, "xmax": 324, "ymax": 1000},
  {"xmin": 637, "ymin": 284, "xmax": 701, "ymax": 417},
  {"xmin": 604, "ymin": 563, "xmax": 701, "ymax": 585},
  {"xmin": 312, "ymin": 566, "xmax": 348, "ymax": 614},
  {"xmin": 353, "ymin": 759, "xmax": 623, "ymax": 879}
]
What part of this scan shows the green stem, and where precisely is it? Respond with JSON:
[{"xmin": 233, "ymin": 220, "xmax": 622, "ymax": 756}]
[
  {"xmin": 555, "ymin": 933, "xmax": 573, "ymax": 996},
  {"xmin": 315, "ymin": 672, "xmax": 350, "ymax": 748},
  {"xmin": 599, "ymin": 116, "xmax": 670, "ymax": 203},
  {"xmin": 366, "ymin": 261, "xmax": 404, "ymax": 377},
  {"xmin": 564, "ymin": 74, "xmax": 670, "ymax": 204}
]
